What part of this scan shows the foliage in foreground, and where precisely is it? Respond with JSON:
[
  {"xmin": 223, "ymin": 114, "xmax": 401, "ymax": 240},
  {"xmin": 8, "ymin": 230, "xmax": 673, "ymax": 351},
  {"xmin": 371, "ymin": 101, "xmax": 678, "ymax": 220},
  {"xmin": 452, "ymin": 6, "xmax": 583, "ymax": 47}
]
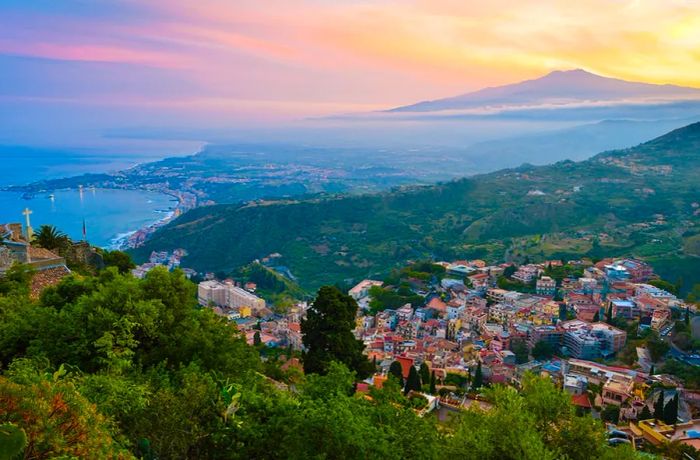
[{"xmin": 0, "ymin": 267, "xmax": 647, "ymax": 459}]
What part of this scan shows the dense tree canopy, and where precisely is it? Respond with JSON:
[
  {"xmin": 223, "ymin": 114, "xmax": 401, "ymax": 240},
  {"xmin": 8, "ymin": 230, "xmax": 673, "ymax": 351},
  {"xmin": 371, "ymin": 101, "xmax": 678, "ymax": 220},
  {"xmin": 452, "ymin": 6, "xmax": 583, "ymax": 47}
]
[
  {"xmin": 0, "ymin": 263, "xmax": 647, "ymax": 459},
  {"xmin": 301, "ymin": 285, "xmax": 373, "ymax": 378}
]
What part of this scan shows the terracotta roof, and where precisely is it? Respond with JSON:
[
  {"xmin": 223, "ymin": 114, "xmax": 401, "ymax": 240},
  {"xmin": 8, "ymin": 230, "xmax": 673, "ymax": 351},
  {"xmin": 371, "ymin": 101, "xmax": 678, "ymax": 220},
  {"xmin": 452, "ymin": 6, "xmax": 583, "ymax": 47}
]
[
  {"xmin": 572, "ymin": 393, "xmax": 592, "ymax": 408},
  {"xmin": 28, "ymin": 246, "xmax": 62, "ymax": 260},
  {"xmin": 427, "ymin": 297, "xmax": 447, "ymax": 312},
  {"xmin": 29, "ymin": 266, "xmax": 70, "ymax": 299}
]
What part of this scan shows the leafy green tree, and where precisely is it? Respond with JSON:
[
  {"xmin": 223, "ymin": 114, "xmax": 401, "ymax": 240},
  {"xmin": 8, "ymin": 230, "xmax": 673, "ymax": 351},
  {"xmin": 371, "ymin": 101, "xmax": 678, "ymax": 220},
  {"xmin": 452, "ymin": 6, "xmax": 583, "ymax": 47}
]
[
  {"xmin": 601, "ymin": 405, "xmax": 620, "ymax": 423},
  {"xmin": 649, "ymin": 279, "xmax": 679, "ymax": 296},
  {"xmin": 0, "ymin": 263, "xmax": 34, "ymax": 297},
  {"xmin": 512, "ymin": 339, "xmax": 529, "ymax": 364},
  {"xmin": 532, "ymin": 340, "xmax": 555, "ymax": 361},
  {"xmin": 447, "ymin": 374, "xmax": 642, "ymax": 460},
  {"xmin": 404, "ymin": 365, "xmax": 422, "ymax": 395},
  {"xmin": 0, "ymin": 423, "xmax": 27, "ymax": 460},
  {"xmin": 301, "ymin": 286, "xmax": 373, "ymax": 378},
  {"xmin": 101, "ymin": 250, "xmax": 135, "ymax": 274}
]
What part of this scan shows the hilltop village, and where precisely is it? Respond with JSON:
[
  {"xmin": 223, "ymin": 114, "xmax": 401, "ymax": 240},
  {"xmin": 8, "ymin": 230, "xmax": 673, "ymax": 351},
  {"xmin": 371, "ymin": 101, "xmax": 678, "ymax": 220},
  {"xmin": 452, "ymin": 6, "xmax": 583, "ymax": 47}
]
[
  {"xmin": 196, "ymin": 255, "xmax": 700, "ymax": 451},
  {"xmin": 4, "ymin": 218, "xmax": 700, "ymax": 454}
]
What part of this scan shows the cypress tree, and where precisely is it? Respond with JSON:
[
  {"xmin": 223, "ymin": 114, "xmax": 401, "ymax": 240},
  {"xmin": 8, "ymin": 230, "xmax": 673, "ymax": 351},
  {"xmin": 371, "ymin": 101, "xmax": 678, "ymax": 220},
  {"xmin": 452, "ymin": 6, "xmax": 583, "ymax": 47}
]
[
  {"xmin": 663, "ymin": 393, "xmax": 679, "ymax": 425},
  {"xmin": 404, "ymin": 366, "xmax": 422, "ymax": 395},
  {"xmin": 389, "ymin": 360, "xmax": 404, "ymax": 383},
  {"xmin": 419, "ymin": 362, "xmax": 430, "ymax": 384},
  {"xmin": 472, "ymin": 362, "xmax": 483, "ymax": 390},
  {"xmin": 429, "ymin": 371, "xmax": 436, "ymax": 394},
  {"xmin": 654, "ymin": 392, "xmax": 665, "ymax": 420},
  {"xmin": 685, "ymin": 306, "xmax": 690, "ymax": 326},
  {"xmin": 592, "ymin": 310, "xmax": 600, "ymax": 322},
  {"xmin": 639, "ymin": 404, "xmax": 652, "ymax": 421},
  {"xmin": 606, "ymin": 304, "xmax": 614, "ymax": 323},
  {"xmin": 253, "ymin": 331, "xmax": 262, "ymax": 347},
  {"xmin": 649, "ymin": 365, "xmax": 655, "ymax": 376}
]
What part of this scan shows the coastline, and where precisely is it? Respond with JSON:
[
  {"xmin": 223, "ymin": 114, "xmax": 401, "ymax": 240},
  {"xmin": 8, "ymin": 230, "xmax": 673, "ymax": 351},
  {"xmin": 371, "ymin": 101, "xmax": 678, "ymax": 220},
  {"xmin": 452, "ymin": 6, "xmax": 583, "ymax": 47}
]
[{"xmin": 112, "ymin": 190, "xmax": 186, "ymax": 250}]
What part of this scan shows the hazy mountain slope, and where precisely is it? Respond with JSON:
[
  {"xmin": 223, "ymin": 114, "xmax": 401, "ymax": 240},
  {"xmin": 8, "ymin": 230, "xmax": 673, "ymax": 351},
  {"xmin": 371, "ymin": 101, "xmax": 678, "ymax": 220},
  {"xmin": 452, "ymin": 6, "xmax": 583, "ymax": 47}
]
[
  {"xmin": 133, "ymin": 123, "xmax": 700, "ymax": 291},
  {"xmin": 389, "ymin": 69, "xmax": 700, "ymax": 112},
  {"xmin": 460, "ymin": 117, "xmax": 700, "ymax": 171}
]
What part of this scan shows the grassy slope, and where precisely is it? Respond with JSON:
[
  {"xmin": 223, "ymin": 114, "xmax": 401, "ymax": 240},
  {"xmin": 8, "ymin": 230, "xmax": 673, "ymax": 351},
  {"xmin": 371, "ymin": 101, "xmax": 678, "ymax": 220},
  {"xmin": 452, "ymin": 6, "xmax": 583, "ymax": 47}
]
[{"xmin": 132, "ymin": 123, "xmax": 700, "ymax": 291}]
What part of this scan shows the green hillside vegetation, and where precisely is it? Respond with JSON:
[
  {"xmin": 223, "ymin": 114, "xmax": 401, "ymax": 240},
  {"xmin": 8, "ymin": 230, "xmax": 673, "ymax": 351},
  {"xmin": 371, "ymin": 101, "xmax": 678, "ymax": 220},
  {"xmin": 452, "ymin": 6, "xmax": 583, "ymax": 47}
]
[
  {"xmin": 132, "ymin": 123, "xmax": 700, "ymax": 292},
  {"xmin": 0, "ymin": 265, "xmax": 645, "ymax": 459}
]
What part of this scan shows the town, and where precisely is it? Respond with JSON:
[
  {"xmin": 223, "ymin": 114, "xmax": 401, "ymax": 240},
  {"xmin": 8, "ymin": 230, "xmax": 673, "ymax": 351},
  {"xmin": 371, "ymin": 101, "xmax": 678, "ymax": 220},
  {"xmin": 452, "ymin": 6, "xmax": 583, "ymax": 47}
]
[
  {"xmin": 3, "ymin": 217, "xmax": 700, "ymax": 455},
  {"xmin": 195, "ymin": 255, "xmax": 700, "ymax": 453}
]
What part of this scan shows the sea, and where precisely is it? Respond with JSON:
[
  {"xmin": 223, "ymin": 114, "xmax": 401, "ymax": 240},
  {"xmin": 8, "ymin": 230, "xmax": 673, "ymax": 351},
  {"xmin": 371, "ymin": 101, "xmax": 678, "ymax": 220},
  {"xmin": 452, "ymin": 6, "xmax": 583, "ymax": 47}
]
[{"xmin": 0, "ymin": 144, "xmax": 197, "ymax": 248}]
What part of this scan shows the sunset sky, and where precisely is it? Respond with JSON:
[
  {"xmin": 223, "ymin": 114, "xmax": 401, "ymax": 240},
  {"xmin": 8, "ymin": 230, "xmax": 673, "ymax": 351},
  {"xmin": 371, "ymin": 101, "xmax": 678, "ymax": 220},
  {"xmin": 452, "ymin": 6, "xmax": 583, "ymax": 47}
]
[{"xmin": 2, "ymin": 0, "xmax": 700, "ymax": 142}]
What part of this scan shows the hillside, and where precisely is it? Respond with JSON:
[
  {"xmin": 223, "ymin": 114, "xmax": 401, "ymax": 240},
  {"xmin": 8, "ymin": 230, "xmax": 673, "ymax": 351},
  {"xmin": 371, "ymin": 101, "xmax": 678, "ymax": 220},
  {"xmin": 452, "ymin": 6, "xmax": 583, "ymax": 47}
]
[
  {"xmin": 389, "ymin": 69, "xmax": 700, "ymax": 112},
  {"xmin": 133, "ymin": 123, "xmax": 700, "ymax": 291}
]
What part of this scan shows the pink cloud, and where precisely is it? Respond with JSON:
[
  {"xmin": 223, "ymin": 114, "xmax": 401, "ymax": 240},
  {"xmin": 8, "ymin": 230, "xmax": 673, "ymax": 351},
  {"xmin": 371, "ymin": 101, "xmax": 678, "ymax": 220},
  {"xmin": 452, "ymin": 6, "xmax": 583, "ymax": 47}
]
[{"xmin": 0, "ymin": 39, "xmax": 188, "ymax": 68}]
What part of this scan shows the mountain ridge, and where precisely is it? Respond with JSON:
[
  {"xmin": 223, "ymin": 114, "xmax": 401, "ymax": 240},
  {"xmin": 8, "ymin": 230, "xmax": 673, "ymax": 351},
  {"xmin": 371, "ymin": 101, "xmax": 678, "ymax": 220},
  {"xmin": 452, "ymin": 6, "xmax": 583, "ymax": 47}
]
[{"xmin": 389, "ymin": 69, "xmax": 700, "ymax": 113}]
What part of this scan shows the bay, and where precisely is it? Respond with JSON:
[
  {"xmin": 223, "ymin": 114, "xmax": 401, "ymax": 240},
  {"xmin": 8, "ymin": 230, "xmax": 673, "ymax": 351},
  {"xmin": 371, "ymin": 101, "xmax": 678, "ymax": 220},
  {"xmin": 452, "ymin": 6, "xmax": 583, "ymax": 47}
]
[{"xmin": 0, "ymin": 188, "xmax": 176, "ymax": 248}]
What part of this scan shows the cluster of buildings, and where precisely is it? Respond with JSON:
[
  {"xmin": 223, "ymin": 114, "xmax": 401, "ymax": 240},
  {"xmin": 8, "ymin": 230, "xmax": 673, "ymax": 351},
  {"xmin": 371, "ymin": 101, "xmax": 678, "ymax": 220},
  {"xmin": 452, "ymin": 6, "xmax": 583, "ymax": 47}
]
[
  {"xmin": 196, "ymin": 277, "xmax": 309, "ymax": 349},
  {"xmin": 131, "ymin": 249, "xmax": 196, "ymax": 279},
  {"xmin": 344, "ymin": 256, "xmax": 695, "ymax": 416}
]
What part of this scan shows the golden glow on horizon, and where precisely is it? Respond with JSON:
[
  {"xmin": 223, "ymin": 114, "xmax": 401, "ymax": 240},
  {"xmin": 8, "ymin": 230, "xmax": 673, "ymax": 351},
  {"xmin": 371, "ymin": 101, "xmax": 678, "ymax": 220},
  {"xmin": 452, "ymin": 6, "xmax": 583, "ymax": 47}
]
[{"xmin": 2, "ymin": 0, "xmax": 700, "ymax": 115}]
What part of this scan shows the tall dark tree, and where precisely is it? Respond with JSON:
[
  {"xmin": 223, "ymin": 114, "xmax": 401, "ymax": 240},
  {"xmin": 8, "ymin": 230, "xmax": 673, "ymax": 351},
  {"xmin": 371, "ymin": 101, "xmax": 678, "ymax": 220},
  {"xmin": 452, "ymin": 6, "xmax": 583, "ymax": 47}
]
[
  {"xmin": 472, "ymin": 362, "xmax": 483, "ymax": 390},
  {"xmin": 663, "ymin": 393, "xmax": 679, "ymax": 425},
  {"xmin": 654, "ymin": 392, "xmax": 665, "ymax": 421},
  {"xmin": 558, "ymin": 303, "xmax": 567, "ymax": 320},
  {"xmin": 429, "ymin": 371, "xmax": 436, "ymax": 394},
  {"xmin": 511, "ymin": 339, "xmax": 529, "ymax": 364},
  {"xmin": 389, "ymin": 361, "xmax": 404, "ymax": 384},
  {"xmin": 404, "ymin": 366, "xmax": 422, "ymax": 395},
  {"xmin": 253, "ymin": 331, "xmax": 262, "ymax": 347},
  {"xmin": 301, "ymin": 286, "xmax": 373, "ymax": 378},
  {"xmin": 592, "ymin": 310, "xmax": 600, "ymax": 322},
  {"xmin": 419, "ymin": 362, "xmax": 430, "ymax": 385},
  {"xmin": 649, "ymin": 365, "xmax": 655, "ymax": 376},
  {"xmin": 639, "ymin": 404, "xmax": 652, "ymax": 421},
  {"xmin": 605, "ymin": 304, "xmax": 614, "ymax": 323},
  {"xmin": 532, "ymin": 340, "xmax": 555, "ymax": 361},
  {"xmin": 685, "ymin": 306, "xmax": 690, "ymax": 326}
]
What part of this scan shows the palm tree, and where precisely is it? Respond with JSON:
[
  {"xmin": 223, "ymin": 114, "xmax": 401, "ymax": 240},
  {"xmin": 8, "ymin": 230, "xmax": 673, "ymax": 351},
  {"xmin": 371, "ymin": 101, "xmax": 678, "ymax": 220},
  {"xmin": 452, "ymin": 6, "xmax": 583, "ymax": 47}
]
[{"xmin": 32, "ymin": 225, "xmax": 70, "ymax": 251}]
